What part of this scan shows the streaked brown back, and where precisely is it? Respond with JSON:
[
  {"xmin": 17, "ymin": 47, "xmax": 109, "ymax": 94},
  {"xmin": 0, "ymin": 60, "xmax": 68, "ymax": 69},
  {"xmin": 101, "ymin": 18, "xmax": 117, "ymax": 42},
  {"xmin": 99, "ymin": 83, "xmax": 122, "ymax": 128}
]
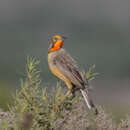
[{"xmin": 49, "ymin": 49, "xmax": 87, "ymax": 89}]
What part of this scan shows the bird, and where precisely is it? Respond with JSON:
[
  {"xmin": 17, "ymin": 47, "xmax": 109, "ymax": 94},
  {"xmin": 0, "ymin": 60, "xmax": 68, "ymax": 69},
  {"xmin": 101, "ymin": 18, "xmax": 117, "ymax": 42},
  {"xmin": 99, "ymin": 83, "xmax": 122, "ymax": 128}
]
[{"xmin": 48, "ymin": 35, "xmax": 98, "ymax": 114}]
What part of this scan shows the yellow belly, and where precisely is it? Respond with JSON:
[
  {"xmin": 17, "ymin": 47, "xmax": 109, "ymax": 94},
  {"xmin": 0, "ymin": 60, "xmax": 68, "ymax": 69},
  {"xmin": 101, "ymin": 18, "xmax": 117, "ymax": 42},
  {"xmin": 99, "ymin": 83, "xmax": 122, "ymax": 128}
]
[
  {"xmin": 51, "ymin": 68, "xmax": 73, "ymax": 90},
  {"xmin": 51, "ymin": 68, "xmax": 68, "ymax": 83},
  {"xmin": 48, "ymin": 53, "xmax": 73, "ymax": 90}
]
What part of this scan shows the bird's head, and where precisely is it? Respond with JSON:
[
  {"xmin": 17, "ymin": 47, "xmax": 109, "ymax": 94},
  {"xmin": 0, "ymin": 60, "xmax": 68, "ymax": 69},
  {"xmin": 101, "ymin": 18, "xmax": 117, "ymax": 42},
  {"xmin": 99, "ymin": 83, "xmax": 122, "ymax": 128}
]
[{"xmin": 48, "ymin": 35, "xmax": 66, "ymax": 53}]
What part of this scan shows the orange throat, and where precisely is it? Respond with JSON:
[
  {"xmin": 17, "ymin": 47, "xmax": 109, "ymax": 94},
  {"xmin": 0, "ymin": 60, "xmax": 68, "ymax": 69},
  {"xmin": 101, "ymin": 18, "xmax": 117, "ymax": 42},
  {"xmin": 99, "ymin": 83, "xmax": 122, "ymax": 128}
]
[{"xmin": 48, "ymin": 40, "xmax": 63, "ymax": 53}]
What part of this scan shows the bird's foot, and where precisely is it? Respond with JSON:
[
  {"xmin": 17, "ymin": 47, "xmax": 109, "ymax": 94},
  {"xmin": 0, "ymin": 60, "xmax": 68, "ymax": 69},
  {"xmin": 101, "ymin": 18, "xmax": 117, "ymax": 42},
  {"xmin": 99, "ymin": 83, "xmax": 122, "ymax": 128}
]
[{"xmin": 65, "ymin": 91, "xmax": 74, "ymax": 99}]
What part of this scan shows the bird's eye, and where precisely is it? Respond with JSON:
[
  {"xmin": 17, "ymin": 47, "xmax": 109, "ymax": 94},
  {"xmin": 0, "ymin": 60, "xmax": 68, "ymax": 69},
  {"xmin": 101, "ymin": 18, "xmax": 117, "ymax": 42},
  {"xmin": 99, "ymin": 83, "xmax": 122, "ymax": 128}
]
[{"xmin": 53, "ymin": 38, "xmax": 57, "ymax": 42}]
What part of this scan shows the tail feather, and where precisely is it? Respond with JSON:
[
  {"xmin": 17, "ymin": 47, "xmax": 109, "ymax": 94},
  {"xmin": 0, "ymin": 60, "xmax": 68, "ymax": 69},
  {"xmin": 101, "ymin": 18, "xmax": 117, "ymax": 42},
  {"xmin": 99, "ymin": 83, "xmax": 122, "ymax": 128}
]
[{"xmin": 80, "ymin": 89, "xmax": 98, "ymax": 115}]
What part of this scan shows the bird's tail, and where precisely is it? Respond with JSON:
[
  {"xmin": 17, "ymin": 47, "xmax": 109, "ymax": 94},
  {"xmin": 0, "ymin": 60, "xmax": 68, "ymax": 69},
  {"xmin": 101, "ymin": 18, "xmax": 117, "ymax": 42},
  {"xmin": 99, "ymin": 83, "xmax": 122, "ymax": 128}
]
[{"xmin": 80, "ymin": 89, "xmax": 98, "ymax": 115}]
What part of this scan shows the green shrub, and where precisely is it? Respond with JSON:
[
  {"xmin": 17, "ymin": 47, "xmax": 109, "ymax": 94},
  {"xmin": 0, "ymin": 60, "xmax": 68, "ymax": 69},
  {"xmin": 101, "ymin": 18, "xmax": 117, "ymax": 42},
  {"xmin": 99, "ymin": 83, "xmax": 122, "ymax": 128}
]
[{"xmin": 1, "ymin": 57, "xmax": 130, "ymax": 130}]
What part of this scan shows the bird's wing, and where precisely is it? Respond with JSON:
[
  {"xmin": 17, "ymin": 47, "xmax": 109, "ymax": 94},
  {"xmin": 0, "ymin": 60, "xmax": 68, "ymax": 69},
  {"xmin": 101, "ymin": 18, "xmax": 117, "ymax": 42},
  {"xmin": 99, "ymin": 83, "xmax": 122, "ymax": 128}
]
[{"xmin": 53, "ymin": 50, "xmax": 87, "ymax": 89}]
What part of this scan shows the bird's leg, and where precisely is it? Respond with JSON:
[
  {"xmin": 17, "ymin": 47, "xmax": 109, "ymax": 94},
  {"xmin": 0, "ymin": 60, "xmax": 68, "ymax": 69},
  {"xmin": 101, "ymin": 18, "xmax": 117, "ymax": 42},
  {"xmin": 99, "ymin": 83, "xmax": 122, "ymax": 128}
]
[
  {"xmin": 66, "ymin": 90, "xmax": 73, "ymax": 98},
  {"xmin": 65, "ymin": 82, "xmax": 75, "ymax": 98}
]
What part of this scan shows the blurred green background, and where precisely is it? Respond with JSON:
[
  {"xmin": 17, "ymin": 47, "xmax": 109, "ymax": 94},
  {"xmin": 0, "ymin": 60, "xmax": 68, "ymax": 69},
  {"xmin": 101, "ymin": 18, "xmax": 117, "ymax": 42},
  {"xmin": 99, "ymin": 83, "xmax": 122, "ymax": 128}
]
[{"xmin": 0, "ymin": 0, "xmax": 130, "ymax": 119}]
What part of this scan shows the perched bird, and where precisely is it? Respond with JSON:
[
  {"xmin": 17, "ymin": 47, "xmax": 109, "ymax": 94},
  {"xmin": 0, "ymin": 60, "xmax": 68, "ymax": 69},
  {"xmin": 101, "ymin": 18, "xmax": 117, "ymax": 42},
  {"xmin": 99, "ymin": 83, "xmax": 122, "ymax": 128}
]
[{"xmin": 48, "ymin": 35, "xmax": 98, "ymax": 114}]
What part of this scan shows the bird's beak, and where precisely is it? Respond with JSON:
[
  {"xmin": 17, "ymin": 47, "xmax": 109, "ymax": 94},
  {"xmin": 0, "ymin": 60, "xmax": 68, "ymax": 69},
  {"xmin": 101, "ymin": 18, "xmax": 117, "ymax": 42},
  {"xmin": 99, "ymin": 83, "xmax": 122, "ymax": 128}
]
[{"xmin": 62, "ymin": 36, "xmax": 67, "ymax": 40}]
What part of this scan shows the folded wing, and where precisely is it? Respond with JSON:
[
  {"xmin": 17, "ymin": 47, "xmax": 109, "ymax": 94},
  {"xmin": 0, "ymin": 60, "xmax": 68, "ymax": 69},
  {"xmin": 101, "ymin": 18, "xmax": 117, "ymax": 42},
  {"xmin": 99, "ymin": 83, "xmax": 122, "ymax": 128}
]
[{"xmin": 53, "ymin": 50, "xmax": 87, "ymax": 89}]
